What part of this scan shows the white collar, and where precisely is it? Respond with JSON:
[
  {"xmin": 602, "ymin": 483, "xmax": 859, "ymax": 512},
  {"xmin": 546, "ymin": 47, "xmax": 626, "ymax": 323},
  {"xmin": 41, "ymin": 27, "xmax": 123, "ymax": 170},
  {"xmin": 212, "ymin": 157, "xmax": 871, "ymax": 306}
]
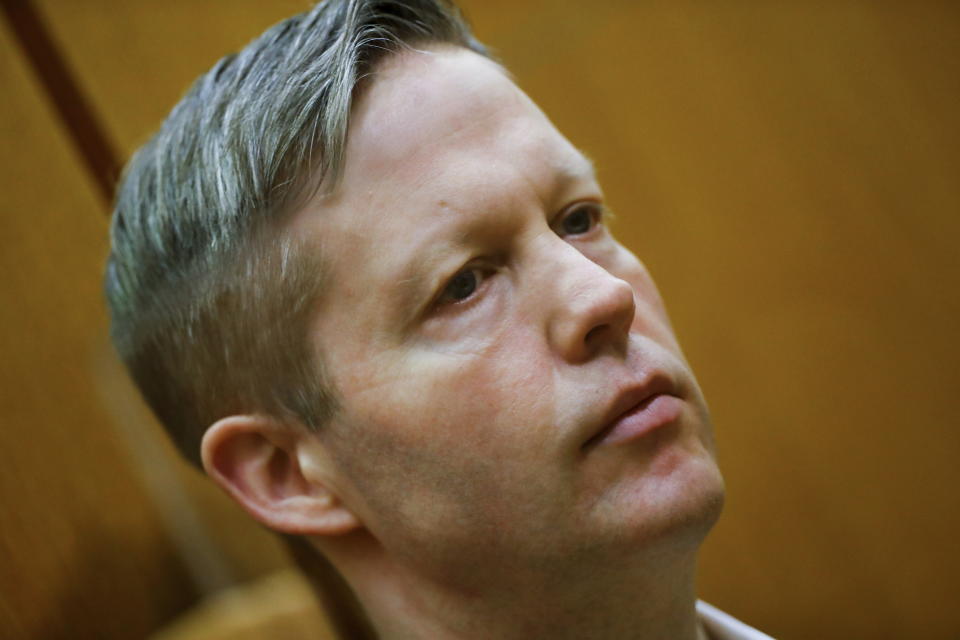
[{"xmin": 697, "ymin": 600, "xmax": 776, "ymax": 640}]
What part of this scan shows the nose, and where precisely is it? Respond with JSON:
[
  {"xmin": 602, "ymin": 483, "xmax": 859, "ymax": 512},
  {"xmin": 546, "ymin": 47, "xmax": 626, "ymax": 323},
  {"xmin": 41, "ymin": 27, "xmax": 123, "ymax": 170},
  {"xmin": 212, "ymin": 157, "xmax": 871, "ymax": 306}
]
[{"xmin": 544, "ymin": 241, "xmax": 636, "ymax": 363}]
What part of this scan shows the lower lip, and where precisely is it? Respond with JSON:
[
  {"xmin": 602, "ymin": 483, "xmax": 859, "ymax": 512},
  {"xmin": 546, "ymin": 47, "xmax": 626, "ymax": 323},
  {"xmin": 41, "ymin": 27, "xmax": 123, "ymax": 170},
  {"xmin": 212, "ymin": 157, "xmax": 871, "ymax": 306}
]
[{"xmin": 593, "ymin": 394, "xmax": 684, "ymax": 448}]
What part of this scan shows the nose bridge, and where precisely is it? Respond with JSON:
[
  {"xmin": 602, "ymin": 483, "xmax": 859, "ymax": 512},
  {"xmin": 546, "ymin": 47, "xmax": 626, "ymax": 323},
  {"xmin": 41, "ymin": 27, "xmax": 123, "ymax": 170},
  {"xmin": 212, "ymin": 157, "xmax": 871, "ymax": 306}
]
[{"xmin": 535, "ymin": 235, "xmax": 636, "ymax": 363}]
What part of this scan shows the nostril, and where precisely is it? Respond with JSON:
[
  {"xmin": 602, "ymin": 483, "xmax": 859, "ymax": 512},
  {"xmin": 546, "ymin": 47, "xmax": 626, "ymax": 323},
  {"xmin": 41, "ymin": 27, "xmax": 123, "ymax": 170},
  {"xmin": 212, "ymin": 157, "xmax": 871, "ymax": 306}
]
[{"xmin": 584, "ymin": 324, "xmax": 608, "ymax": 346}]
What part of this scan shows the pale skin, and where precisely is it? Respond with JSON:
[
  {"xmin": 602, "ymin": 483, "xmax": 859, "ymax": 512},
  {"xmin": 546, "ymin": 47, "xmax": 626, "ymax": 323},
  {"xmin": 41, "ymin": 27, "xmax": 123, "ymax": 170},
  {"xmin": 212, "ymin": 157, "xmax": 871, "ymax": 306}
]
[{"xmin": 203, "ymin": 46, "xmax": 725, "ymax": 639}]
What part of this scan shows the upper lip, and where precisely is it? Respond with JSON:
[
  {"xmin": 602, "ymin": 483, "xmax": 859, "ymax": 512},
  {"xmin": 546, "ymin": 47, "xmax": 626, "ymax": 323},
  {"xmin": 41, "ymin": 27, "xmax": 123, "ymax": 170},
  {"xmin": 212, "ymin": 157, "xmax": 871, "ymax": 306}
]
[{"xmin": 582, "ymin": 372, "xmax": 678, "ymax": 450}]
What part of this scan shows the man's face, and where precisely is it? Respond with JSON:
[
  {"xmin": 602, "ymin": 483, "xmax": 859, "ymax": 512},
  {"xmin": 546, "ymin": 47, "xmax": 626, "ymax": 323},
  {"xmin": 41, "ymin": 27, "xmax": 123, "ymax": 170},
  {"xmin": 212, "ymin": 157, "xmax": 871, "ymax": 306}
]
[{"xmin": 295, "ymin": 47, "xmax": 724, "ymax": 586}]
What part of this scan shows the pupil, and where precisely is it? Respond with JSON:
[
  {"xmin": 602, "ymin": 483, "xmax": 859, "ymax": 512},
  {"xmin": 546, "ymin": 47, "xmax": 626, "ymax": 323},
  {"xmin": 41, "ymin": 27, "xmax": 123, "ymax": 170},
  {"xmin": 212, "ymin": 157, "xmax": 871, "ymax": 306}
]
[
  {"xmin": 449, "ymin": 271, "xmax": 477, "ymax": 300},
  {"xmin": 563, "ymin": 208, "xmax": 591, "ymax": 234}
]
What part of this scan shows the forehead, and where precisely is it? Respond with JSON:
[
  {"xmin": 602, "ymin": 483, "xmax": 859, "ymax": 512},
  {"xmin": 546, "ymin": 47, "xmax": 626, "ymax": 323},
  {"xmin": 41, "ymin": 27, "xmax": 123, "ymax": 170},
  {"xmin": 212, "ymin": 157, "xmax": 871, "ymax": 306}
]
[{"xmin": 339, "ymin": 46, "xmax": 588, "ymax": 200}]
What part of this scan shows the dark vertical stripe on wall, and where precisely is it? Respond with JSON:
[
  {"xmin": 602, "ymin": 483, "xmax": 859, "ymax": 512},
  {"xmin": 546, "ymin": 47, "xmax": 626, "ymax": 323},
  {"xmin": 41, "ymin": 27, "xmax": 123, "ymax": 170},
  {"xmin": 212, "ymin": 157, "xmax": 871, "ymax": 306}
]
[{"xmin": 2, "ymin": 0, "xmax": 120, "ymax": 207}]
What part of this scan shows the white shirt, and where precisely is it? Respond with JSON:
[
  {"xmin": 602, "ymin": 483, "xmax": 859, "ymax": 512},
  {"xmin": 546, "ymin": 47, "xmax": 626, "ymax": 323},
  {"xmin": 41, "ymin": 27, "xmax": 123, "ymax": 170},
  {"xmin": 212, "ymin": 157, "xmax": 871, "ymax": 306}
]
[{"xmin": 697, "ymin": 601, "xmax": 776, "ymax": 640}]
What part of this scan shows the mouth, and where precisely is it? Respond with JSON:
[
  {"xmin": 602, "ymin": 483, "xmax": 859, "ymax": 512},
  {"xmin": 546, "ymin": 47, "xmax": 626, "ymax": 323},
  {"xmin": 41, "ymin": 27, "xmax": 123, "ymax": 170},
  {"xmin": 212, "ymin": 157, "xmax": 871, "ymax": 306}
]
[{"xmin": 582, "ymin": 375, "xmax": 683, "ymax": 451}]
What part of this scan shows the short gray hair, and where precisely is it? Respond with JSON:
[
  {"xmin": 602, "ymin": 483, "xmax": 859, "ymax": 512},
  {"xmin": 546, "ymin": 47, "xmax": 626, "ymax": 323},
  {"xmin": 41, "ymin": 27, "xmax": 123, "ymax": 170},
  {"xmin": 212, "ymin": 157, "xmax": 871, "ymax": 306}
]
[{"xmin": 105, "ymin": 0, "xmax": 489, "ymax": 466}]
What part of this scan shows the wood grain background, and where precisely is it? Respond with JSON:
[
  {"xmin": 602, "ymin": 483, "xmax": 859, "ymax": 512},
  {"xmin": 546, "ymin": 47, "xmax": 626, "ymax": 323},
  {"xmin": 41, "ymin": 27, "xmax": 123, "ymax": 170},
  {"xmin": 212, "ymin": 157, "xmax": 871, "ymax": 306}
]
[{"xmin": 1, "ymin": 1, "xmax": 957, "ymax": 638}]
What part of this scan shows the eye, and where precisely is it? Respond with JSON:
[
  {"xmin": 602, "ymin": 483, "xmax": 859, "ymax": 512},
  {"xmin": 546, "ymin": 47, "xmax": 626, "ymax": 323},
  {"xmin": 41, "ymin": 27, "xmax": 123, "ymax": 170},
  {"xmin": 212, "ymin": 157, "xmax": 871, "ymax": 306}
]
[
  {"xmin": 555, "ymin": 202, "xmax": 602, "ymax": 237},
  {"xmin": 437, "ymin": 267, "xmax": 482, "ymax": 305}
]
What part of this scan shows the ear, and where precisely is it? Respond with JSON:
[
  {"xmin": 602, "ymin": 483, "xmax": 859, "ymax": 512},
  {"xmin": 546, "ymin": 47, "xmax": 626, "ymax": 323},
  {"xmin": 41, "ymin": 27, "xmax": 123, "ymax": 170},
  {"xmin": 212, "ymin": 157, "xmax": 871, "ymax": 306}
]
[{"xmin": 201, "ymin": 415, "xmax": 361, "ymax": 536}]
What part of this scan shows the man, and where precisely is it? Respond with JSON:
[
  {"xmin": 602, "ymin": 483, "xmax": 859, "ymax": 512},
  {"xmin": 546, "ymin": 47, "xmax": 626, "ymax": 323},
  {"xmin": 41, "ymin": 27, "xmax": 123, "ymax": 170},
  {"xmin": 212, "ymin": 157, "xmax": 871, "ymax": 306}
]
[{"xmin": 106, "ymin": 1, "xmax": 772, "ymax": 638}]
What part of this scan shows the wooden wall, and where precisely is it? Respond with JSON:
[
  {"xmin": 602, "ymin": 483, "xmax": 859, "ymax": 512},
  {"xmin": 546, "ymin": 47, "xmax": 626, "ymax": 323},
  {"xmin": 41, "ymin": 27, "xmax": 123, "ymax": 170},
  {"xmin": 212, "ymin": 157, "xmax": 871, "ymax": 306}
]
[{"xmin": 1, "ymin": 1, "xmax": 957, "ymax": 638}]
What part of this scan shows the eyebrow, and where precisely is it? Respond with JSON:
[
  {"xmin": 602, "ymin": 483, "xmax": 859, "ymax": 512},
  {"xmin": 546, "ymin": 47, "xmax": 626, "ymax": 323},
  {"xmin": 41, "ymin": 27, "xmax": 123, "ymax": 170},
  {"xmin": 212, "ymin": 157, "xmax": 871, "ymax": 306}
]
[{"xmin": 562, "ymin": 150, "xmax": 599, "ymax": 185}]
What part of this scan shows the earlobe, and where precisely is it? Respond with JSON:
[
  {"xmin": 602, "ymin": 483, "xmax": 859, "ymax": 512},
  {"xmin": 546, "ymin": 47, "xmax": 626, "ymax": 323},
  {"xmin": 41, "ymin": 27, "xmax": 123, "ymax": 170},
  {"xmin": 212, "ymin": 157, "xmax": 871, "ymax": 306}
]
[{"xmin": 201, "ymin": 415, "xmax": 361, "ymax": 536}]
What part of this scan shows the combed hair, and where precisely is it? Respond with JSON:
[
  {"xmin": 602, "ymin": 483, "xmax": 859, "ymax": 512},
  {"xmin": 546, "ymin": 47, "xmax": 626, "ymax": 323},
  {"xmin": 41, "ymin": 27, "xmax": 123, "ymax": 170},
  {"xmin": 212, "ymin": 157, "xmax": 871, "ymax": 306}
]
[{"xmin": 105, "ymin": 0, "xmax": 489, "ymax": 467}]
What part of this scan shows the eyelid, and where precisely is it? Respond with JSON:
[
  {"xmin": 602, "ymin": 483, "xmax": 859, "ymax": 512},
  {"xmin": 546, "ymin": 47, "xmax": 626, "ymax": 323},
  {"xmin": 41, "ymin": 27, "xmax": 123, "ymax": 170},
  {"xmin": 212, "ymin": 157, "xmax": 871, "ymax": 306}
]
[
  {"xmin": 551, "ymin": 200, "xmax": 606, "ymax": 236},
  {"xmin": 432, "ymin": 264, "xmax": 493, "ymax": 311}
]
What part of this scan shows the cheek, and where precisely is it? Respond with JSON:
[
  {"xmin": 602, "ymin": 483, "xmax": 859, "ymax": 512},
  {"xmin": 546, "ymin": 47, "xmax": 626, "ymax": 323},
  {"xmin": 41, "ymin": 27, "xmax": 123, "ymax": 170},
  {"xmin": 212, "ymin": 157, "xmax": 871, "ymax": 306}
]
[
  {"xmin": 333, "ymin": 318, "xmax": 559, "ymax": 461},
  {"xmin": 611, "ymin": 250, "xmax": 682, "ymax": 348},
  {"xmin": 328, "ymin": 332, "xmax": 566, "ymax": 556}
]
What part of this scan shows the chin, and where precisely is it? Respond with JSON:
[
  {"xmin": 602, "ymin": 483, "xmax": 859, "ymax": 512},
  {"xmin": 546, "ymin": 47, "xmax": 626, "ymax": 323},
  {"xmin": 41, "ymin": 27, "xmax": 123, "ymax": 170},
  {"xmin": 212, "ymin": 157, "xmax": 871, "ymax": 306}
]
[
  {"xmin": 656, "ymin": 455, "xmax": 725, "ymax": 551},
  {"xmin": 617, "ymin": 440, "xmax": 726, "ymax": 554}
]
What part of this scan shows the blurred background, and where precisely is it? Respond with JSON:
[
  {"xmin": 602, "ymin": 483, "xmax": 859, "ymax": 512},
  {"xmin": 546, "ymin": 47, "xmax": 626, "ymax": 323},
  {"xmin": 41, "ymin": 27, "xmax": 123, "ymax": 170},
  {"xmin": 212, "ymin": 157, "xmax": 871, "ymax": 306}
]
[{"xmin": 1, "ymin": 1, "xmax": 957, "ymax": 638}]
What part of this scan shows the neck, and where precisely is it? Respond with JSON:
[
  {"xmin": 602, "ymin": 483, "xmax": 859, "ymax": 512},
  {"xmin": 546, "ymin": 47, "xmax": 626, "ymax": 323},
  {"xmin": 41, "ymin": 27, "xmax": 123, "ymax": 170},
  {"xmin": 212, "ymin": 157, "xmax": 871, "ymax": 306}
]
[{"xmin": 321, "ymin": 532, "xmax": 707, "ymax": 640}]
